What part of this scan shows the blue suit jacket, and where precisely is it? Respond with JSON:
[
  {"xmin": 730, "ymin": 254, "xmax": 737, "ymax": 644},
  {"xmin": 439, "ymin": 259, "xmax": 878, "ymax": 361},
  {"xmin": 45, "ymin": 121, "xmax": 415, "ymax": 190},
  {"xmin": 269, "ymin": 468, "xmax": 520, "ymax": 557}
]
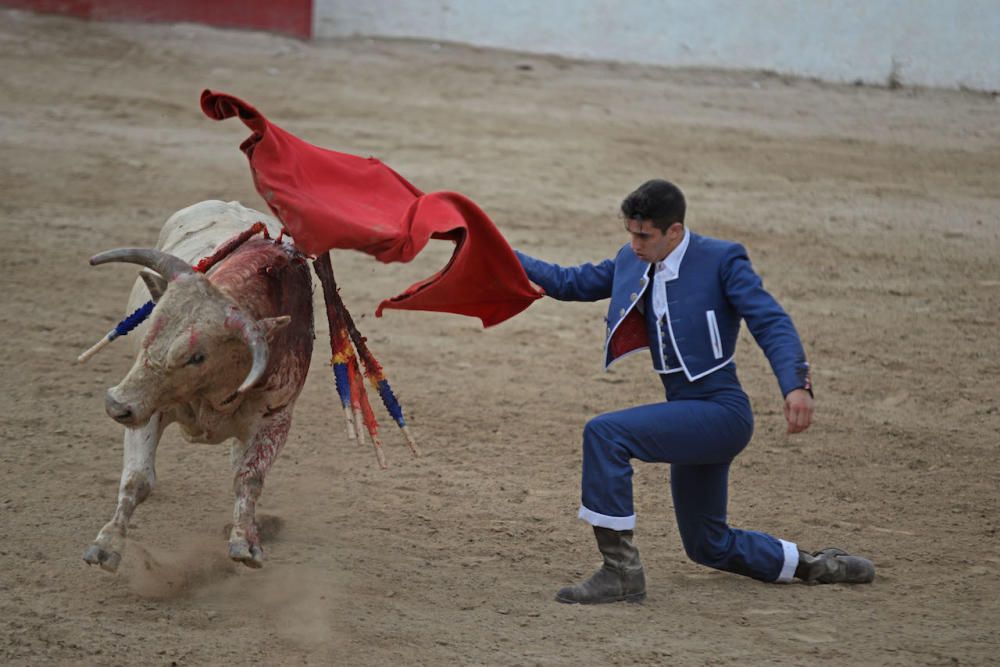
[{"xmin": 515, "ymin": 232, "xmax": 811, "ymax": 397}]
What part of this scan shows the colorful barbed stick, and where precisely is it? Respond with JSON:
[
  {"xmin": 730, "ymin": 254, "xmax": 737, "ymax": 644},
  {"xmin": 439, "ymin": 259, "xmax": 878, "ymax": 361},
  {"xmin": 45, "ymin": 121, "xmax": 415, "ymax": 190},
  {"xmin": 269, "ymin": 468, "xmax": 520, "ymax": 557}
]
[
  {"xmin": 78, "ymin": 223, "xmax": 271, "ymax": 364},
  {"xmin": 192, "ymin": 221, "xmax": 270, "ymax": 272},
  {"xmin": 346, "ymin": 355, "xmax": 367, "ymax": 447},
  {"xmin": 350, "ymin": 328, "xmax": 420, "ymax": 457},
  {"xmin": 334, "ymin": 321, "xmax": 361, "ymax": 442},
  {"xmin": 358, "ymin": 345, "xmax": 418, "ymax": 457},
  {"xmin": 77, "ymin": 300, "xmax": 156, "ymax": 363},
  {"xmin": 331, "ymin": 356, "xmax": 357, "ymax": 440},
  {"xmin": 313, "ymin": 252, "xmax": 364, "ymax": 441},
  {"xmin": 322, "ymin": 265, "xmax": 419, "ymax": 457},
  {"xmin": 313, "ymin": 251, "xmax": 419, "ymax": 465},
  {"xmin": 353, "ymin": 355, "xmax": 387, "ymax": 469},
  {"xmin": 327, "ymin": 283, "xmax": 359, "ymax": 441}
]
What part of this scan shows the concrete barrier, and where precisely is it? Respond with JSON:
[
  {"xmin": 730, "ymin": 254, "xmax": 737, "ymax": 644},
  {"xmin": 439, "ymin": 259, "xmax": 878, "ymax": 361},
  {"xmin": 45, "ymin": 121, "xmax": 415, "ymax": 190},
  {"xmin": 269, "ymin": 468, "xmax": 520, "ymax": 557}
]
[
  {"xmin": 314, "ymin": 0, "xmax": 1000, "ymax": 92},
  {"xmin": 5, "ymin": 0, "xmax": 996, "ymax": 91}
]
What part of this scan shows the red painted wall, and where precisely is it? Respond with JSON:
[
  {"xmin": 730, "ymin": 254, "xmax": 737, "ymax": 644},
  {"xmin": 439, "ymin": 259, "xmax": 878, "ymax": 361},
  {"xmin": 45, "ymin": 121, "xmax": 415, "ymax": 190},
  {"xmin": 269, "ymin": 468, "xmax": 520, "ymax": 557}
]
[{"xmin": 0, "ymin": 0, "xmax": 313, "ymax": 38}]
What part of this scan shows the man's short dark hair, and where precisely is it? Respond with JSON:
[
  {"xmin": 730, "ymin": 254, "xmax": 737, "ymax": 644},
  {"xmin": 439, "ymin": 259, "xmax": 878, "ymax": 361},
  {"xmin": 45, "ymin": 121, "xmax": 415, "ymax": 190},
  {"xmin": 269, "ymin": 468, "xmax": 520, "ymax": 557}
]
[{"xmin": 620, "ymin": 179, "xmax": 686, "ymax": 232}]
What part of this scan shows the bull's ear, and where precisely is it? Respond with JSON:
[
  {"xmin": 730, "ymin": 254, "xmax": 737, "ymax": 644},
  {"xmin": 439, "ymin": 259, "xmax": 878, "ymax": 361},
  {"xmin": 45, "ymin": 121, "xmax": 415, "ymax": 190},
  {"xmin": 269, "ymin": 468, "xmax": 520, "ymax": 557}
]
[
  {"xmin": 257, "ymin": 315, "xmax": 291, "ymax": 340},
  {"xmin": 139, "ymin": 269, "xmax": 168, "ymax": 302}
]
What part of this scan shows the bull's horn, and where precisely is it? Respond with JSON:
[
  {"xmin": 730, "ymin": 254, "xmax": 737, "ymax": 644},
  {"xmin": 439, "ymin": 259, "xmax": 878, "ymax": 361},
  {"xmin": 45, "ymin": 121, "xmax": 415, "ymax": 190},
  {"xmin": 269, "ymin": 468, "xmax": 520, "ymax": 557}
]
[
  {"xmin": 139, "ymin": 269, "xmax": 168, "ymax": 302},
  {"xmin": 90, "ymin": 248, "xmax": 194, "ymax": 280},
  {"xmin": 226, "ymin": 310, "xmax": 270, "ymax": 395}
]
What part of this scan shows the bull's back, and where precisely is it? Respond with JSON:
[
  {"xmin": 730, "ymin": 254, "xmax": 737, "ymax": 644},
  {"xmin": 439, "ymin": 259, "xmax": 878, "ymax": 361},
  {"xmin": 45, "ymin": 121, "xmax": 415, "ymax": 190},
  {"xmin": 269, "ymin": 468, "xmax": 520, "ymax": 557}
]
[
  {"xmin": 125, "ymin": 201, "xmax": 285, "ymax": 313},
  {"xmin": 156, "ymin": 200, "xmax": 284, "ymax": 264},
  {"xmin": 124, "ymin": 201, "xmax": 290, "ymax": 349}
]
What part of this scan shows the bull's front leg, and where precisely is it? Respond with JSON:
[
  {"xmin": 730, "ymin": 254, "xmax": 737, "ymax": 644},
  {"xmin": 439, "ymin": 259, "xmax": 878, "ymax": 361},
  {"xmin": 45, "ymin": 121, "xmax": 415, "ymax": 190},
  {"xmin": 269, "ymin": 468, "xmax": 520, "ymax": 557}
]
[
  {"xmin": 83, "ymin": 411, "xmax": 165, "ymax": 572},
  {"xmin": 227, "ymin": 407, "xmax": 292, "ymax": 568}
]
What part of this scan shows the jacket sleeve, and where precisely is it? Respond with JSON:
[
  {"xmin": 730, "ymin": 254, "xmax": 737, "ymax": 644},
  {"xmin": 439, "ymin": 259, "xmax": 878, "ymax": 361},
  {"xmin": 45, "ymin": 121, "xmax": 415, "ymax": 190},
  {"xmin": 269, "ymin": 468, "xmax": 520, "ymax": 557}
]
[
  {"xmin": 721, "ymin": 244, "xmax": 812, "ymax": 397},
  {"xmin": 514, "ymin": 250, "xmax": 614, "ymax": 302}
]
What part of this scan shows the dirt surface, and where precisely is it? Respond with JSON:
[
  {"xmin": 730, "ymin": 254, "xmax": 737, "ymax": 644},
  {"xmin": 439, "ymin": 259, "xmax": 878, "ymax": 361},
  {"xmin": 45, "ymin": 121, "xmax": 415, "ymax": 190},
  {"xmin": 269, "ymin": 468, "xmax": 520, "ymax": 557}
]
[{"xmin": 2, "ymin": 9, "xmax": 999, "ymax": 666}]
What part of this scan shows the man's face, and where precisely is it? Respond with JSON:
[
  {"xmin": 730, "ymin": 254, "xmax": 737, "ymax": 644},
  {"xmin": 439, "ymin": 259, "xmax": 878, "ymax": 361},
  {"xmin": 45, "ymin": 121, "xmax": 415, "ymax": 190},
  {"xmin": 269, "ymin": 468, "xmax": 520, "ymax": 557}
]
[{"xmin": 625, "ymin": 218, "xmax": 683, "ymax": 263}]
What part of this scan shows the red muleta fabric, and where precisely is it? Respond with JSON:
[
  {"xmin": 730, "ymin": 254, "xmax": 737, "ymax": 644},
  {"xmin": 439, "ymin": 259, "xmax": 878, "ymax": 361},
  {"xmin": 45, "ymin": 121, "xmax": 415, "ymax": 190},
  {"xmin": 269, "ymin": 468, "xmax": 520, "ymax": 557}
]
[{"xmin": 200, "ymin": 90, "xmax": 542, "ymax": 327}]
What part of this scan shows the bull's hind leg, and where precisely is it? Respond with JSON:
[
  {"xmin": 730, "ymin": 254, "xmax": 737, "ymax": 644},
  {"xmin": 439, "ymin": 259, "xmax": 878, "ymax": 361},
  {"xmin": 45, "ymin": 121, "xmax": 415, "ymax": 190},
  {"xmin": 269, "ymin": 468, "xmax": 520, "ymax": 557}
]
[
  {"xmin": 228, "ymin": 407, "xmax": 292, "ymax": 568},
  {"xmin": 84, "ymin": 412, "xmax": 165, "ymax": 572}
]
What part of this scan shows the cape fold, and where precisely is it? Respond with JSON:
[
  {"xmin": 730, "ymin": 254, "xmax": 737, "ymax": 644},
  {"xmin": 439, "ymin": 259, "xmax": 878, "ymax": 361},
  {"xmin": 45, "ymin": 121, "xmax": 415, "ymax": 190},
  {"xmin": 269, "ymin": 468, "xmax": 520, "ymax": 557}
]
[{"xmin": 201, "ymin": 89, "xmax": 542, "ymax": 326}]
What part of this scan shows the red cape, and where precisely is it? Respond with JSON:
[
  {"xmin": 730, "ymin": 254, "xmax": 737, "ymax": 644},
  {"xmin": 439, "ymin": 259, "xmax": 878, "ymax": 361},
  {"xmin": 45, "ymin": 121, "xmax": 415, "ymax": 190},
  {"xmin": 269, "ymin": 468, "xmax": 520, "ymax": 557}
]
[{"xmin": 200, "ymin": 90, "xmax": 542, "ymax": 327}]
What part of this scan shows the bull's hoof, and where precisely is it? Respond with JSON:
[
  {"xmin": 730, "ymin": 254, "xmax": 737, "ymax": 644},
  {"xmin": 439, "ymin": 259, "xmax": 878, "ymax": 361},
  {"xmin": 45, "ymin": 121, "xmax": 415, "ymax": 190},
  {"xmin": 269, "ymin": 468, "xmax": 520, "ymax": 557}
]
[
  {"xmin": 228, "ymin": 540, "xmax": 264, "ymax": 569},
  {"xmin": 83, "ymin": 544, "xmax": 122, "ymax": 573},
  {"xmin": 222, "ymin": 515, "xmax": 284, "ymax": 541}
]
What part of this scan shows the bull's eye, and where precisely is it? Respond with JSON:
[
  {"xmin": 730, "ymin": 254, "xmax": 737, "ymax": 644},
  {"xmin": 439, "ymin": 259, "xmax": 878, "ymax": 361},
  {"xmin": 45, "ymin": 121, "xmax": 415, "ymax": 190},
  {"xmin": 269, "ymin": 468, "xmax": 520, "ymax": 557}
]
[{"xmin": 186, "ymin": 352, "xmax": 206, "ymax": 366}]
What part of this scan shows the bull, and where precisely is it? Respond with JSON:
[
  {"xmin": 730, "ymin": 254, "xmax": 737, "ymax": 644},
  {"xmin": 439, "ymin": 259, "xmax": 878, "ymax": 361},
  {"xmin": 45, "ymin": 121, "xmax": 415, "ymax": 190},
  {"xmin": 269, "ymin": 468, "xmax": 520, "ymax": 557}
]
[{"xmin": 83, "ymin": 200, "xmax": 314, "ymax": 571}]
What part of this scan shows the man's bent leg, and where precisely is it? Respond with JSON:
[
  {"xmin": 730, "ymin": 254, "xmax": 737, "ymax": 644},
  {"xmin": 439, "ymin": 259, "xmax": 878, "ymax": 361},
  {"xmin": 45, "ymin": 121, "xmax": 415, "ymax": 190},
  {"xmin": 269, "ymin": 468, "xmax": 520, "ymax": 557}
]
[
  {"xmin": 671, "ymin": 463, "xmax": 799, "ymax": 582},
  {"xmin": 578, "ymin": 400, "xmax": 753, "ymax": 526},
  {"xmin": 578, "ymin": 412, "xmax": 641, "ymax": 528},
  {"xmin": 562, "ymin": 401, "xmax": 754, "ymax": 602},
  {"xmin": 555, "ymin": 411, "xmax": 648, "ymax": 603}
]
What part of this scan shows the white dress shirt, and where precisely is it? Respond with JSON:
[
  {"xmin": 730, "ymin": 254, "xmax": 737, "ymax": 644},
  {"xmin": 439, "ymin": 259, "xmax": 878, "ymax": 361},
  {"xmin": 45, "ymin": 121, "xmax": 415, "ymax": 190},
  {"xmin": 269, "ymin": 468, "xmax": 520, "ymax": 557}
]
[{"xmin": 651, "ymin": 227, "xmax": 690, "ymax": 323}]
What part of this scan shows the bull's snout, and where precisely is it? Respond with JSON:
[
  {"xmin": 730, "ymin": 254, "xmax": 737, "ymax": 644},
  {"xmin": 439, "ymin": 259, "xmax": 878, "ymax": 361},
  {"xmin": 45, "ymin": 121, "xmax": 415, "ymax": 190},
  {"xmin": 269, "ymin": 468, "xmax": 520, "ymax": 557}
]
[{"xmin": 105, "ymin": 390, "xmax": 136, "ymax": 425}]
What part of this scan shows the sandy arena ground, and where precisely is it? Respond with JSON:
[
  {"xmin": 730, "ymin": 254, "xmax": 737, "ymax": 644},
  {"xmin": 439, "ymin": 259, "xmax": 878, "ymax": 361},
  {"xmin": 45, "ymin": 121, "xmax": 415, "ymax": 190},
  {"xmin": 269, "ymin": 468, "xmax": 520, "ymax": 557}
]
[{"xmin": 1, "ymin": 9, "xmax": 998, "ymax": 666}]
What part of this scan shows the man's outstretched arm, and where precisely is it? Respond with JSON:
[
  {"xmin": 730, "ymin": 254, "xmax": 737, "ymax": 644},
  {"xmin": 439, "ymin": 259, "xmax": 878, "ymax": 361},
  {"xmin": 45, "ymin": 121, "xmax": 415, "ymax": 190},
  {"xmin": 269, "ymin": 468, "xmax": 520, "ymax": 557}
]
[{"xmin": 514, "ymin": 251, "xmax": 615, "ymax": 302}]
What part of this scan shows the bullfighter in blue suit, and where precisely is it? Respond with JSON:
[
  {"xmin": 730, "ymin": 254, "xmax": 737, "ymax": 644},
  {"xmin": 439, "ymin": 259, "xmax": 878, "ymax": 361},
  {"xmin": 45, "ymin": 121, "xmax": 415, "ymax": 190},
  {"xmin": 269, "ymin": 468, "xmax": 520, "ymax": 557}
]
[{"xmin": 516, "ymin": 180, "xmax": 874, "ymax": 604}]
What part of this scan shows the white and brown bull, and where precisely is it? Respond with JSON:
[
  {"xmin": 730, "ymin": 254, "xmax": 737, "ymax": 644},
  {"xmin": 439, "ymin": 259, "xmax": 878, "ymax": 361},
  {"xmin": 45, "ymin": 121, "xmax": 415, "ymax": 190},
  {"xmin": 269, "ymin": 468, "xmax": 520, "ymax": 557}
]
[{"xmin": 83, "ymin": 200, "xmax": 313, "ymax": 571}]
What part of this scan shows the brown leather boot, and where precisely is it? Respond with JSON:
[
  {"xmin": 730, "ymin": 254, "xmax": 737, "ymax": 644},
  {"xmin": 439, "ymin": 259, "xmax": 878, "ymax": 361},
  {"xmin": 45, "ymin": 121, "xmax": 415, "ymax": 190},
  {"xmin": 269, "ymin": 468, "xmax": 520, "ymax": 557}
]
[
  {"xmin": 795, "ymin": 547, "xmax": 876, "ymax": 584},
  {"xmin": 556, "ymin": 526, "xmax": 646, "ymax": 604}
]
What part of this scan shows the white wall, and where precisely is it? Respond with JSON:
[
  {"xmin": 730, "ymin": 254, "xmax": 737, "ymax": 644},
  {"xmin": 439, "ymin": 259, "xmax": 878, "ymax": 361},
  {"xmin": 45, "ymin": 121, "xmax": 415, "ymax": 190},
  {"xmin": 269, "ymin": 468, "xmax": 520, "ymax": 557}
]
[{"xmin": 314, "ymin": 0, "xmax": 1000, "ymax": 92}]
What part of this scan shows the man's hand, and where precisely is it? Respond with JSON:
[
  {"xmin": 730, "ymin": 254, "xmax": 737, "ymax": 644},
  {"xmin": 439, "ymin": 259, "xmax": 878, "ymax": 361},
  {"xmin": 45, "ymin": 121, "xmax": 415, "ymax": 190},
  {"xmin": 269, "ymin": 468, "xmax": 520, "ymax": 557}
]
[{"xmin": 784, "ymin": 388, "xmax": 814, "ymax": 434}]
